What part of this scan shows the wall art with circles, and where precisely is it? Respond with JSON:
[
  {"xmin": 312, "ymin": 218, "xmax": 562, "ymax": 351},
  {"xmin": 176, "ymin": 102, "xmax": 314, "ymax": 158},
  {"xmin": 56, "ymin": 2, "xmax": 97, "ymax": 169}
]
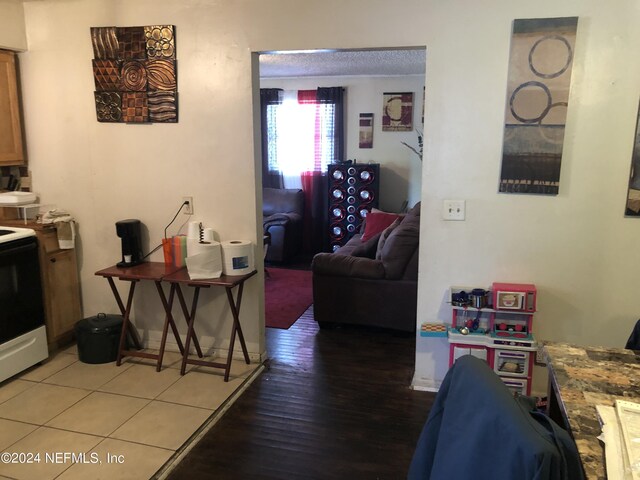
[
  {"xmin": 625, "ymin": 106, "xmax": 640, "ymax": 216},
  {"xmin": 382, "ymin": 92, "xmax": 413, "ymax": 132},
  {"xmin": 91, "ymin": 25, "xmax": 178, "ymax": 123},
  {"xmin": 499, "ymin": 17, "xmax": 578, "ymax": 195}
]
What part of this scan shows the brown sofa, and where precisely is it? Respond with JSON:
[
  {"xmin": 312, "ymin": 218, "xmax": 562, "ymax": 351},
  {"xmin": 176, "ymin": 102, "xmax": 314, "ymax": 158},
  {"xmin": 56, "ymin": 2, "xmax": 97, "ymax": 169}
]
[
  {"xmin": 311, "ymin": 202, "xmax": 420, "ymax": 332},
  {"xmin": 263, "ymin": 187, "xmax": 305, "ymax": 263}
]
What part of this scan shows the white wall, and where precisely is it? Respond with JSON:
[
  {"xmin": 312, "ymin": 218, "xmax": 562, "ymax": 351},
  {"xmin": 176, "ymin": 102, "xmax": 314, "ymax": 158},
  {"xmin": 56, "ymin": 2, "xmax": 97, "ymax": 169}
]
[
  {"xmin": 0, "ymin": 0, "xmax": 26, "ymax": 51},
  {"xmin": 11, "ymin": 0, "xmax": 640, "ymax": 393},
  {"xmin": 415, "ymin": 0, "xmax": 640, "ymax": 394},
  {"xmin": 261, "ymin": 74, "xmax": 425, "ymax": 212},
  {"xmin": 19, "ymin": 0, "xmax": 266, "ymax": 358}
]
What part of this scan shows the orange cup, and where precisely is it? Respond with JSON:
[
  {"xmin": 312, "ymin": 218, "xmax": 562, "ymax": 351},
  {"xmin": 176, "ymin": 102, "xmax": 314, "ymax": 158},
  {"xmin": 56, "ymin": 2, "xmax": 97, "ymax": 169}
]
[{"xmin": 162, "ymin": 238, "xmax": 173, "ymax": 266}]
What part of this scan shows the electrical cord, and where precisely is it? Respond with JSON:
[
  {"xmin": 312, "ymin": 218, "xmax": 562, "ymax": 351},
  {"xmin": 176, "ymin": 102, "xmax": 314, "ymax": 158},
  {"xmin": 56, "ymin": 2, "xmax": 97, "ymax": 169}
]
[
  {"xmin": 140, "ymin": 201, "xmax": 189, "ymax": 260},
  {"xmin": 142, "ymin": 244, "xmax": 161, "ymax": 260},
  {"xmin": 165, "ymin": 201, "xmax": 189, "ymax": 239}
]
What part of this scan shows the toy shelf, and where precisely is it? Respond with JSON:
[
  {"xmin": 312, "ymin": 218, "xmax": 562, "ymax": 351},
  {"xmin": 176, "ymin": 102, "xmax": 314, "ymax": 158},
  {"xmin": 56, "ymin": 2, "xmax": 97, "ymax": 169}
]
[
  {"xmin": 448, "ymin": 282, "xmax": 538, "ymax": 395},
  {"xmin": 452, "ymin": 305, "xmax": 535, "ymax": 315}
]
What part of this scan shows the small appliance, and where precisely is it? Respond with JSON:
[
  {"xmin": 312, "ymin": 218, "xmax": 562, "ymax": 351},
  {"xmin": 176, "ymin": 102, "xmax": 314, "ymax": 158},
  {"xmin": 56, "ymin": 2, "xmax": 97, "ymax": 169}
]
[
  {"xmin": 115, "ymin": 219, "xmax": 143, "ymax": 267},
  {"xmin": 492, "ymin": 282, "xmax": 537, "ymax": 312}
]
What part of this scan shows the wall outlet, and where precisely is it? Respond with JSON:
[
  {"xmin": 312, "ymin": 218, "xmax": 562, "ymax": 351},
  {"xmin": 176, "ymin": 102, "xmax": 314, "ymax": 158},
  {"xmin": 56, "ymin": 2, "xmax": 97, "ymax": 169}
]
[
  {"xmin": 182, "ymin": 196, "xmax": 194, "ymax": 215},
  {"xmin": 442, "ymin": 199, "xmax": 465, "ymax": 221}
]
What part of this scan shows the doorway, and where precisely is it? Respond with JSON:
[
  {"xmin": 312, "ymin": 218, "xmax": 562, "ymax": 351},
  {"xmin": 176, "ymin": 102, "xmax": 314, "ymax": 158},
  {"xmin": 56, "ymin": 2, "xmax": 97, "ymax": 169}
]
[{"xmin": 257, "ymin": 47, "xmax": 426, "ymax": 331}]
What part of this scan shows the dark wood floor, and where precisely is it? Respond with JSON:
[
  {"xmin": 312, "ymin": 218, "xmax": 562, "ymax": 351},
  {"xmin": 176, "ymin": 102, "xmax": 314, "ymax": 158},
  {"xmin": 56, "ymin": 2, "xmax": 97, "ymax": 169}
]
[{"xmin": 167, "ymin": 308, "xmax": 434, "ymax": 479}]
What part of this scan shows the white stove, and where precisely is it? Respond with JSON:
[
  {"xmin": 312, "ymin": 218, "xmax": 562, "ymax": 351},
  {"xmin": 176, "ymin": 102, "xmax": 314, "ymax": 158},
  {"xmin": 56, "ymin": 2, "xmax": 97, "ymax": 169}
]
[
  {"xmin": 0, "ymin": 226, "xmax": 48, "ymax": 383},
  {"xmin": 0, "ymin": 226, "xmax": 36, "ymax": 244}
]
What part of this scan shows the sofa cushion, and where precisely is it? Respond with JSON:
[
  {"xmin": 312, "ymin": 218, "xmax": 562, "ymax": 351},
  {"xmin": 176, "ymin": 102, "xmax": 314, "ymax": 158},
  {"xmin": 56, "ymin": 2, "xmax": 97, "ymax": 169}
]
[
  {"xmin": 375, "ymin": 217, "xmax": 401, "ymax": 260},
  {"xmin": 380, "ymin": 213, "xmax": 420, "ymax": 279},
  {"xmin": 263, "ymin": 212, "xmax": 301, "ymax": 230},
  {"xmin": 361, "ymin": 210, "xmax": 402, "ymax": 242},
  {"xmin": 407, "ymin": 201, "xmax": 421, "ymax": 217},
  {"xmin": 351, "ymin": 231, "xmax": 383, "ymax": 258},
  {"xmin": 312, "ymin": 252, "xmax": 385, "ymax": 279}
]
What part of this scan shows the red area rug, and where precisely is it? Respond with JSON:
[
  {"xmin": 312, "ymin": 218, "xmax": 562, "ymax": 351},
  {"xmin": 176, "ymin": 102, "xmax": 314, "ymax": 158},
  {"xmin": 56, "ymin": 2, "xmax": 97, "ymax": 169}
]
[{"xmin": 265, "ymin": 268, "xmax": 313, "ymax": 329}]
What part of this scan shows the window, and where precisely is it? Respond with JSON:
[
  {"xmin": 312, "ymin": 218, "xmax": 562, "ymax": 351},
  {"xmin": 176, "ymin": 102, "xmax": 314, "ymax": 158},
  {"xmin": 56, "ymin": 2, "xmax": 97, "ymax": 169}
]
[{"xmin": 266, "ymin": 90, "xmax": 336, "ymax": 179}]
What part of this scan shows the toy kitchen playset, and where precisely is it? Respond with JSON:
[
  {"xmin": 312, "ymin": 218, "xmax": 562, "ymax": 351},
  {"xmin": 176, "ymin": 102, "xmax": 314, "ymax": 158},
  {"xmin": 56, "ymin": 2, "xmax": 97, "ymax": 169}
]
[{"xmin": 424, "ymin": 282, "xmax": 538, "ymax": 396}]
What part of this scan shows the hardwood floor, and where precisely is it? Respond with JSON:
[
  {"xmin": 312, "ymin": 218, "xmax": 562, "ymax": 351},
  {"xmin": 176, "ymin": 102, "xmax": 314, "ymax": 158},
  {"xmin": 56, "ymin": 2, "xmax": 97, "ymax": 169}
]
[{"xmin": 167, "ymin": 308, "xmax": 434, "ymax": 479}]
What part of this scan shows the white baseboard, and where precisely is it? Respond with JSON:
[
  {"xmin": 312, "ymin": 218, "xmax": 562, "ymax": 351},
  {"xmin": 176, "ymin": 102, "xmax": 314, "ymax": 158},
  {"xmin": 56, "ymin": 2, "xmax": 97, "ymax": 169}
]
[
  {"xmin": 411, "ymin": 373, "xmax": 441, "ymax": 392},
  {"xmin": 144, "ymin": 334, "xmax": 265, "ymax": 363}
]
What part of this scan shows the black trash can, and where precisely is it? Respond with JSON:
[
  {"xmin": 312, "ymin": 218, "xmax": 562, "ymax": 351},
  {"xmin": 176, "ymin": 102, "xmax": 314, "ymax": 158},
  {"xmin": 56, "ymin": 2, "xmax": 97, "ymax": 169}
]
[{"xmin": 75, "ymin": 313, "xmax": 124, "ymax": 364}]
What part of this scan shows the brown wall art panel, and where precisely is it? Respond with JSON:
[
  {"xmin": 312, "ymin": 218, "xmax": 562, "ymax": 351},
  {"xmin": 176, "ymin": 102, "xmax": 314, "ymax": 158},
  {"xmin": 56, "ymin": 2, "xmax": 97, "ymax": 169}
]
[
  {"xmin": 498, "ymin": 17, "xmax": 578, "ymax": 195},
  {"xmin": 91, "ymin": 25, "xmax": 177, "ymax": 123}
]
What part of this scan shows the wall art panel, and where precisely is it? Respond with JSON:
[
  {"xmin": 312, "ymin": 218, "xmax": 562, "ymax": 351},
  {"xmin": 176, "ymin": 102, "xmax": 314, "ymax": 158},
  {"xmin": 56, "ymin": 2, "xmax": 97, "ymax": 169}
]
[
  {"xmin": 498, "ymin": 17, "xmax": 578, "ymax": 195},
  {"xmin": 90, "ymin": 25, "xmax": 178, "ymax": 123},
  {"xmin": 94, "ymin": 92, "xmax": 122, "ymax": 122},
  {"xmin": 382, "ymin": 92, "xmax": 413, "ymax": 132},
  {"xmin": 91, "ymin": 27, "xmax": 119, "ymax": 59},
  {"xmin": 144, "ymin": 26, "xmax": 176, "ymax": 59},
  {"xmin": 359, "ymin": 113, "xmax": 374, "ymax": 148},
  {"xmin": 148, "ymin": 91, "xmax": 177, "ymax": 122},
  {"xmin": 92, "ymin": 59, "xmax": 121, "ymax": 91},
  {"xmin": 625, "ymin": 102, "xmax": 640, "ymax": 216}
]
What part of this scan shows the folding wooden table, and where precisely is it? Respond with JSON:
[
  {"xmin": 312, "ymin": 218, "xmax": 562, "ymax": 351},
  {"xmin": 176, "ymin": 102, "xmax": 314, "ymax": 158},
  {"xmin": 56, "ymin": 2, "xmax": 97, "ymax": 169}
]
[
  {"xmin": 161, "ymin": 268, "xmax": 257, "ymax": 381},
  {"xmin": 95, "ymin": 262, "xmax": 203, "ymax": 371}
]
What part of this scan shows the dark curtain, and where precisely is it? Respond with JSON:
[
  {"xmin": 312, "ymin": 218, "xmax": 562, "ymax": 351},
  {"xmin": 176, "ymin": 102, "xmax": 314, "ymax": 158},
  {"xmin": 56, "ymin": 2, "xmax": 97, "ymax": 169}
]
[
  {"xmin": 260, "ymin": 88, "xmax": 284, "ymax": 189},
  {"xmin": 307, "ymin": 86, "xmax": 344, "ymax": 253},
  {"xmin": 301, "ymin": 171, "xmax": 329, "ymax": 254},
  {"xmin": 317, "ymin": 87, "xmax": 345, "ymax": 163}
]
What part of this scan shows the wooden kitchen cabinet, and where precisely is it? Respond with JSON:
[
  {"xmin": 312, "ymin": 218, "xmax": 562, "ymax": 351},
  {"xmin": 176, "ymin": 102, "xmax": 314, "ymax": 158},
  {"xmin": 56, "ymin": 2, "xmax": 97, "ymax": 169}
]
[
  {"xmin": 36, "ymin": 226, "xmax": 83, "ymax": 348},
  {"xmin": 0, "ymin": 49, "xmax": 25, "ymax": 165}
]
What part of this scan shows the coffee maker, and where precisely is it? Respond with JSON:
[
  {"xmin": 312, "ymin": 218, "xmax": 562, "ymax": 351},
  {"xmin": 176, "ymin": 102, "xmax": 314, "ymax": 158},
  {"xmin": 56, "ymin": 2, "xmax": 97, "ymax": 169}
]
[{"xmin": 116, "ymin": 219, "xmax": 143, "ymax": 267}]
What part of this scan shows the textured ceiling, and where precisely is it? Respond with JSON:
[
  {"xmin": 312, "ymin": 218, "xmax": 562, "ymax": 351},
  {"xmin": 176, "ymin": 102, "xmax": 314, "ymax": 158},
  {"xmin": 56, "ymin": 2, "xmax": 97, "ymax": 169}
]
[{"xmin": 259, "ymin": 49, "xmax": 426, "ymax": 78}]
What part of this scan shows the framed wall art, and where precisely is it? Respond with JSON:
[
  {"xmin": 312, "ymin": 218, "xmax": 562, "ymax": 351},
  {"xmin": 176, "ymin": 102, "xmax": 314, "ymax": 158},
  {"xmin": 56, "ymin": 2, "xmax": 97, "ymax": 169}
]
[
  {"xmin": 498, "ymin": 17, "xmax": 578, "ymax": 195},
  {"xmin": 91, "ymin": 25, "xmax": 178, "ymax": 123},
  {"xmin": 382, "ymin": 92, "xmax": 413, "ymax": 132},
  {"xmin": 625, "ymin": 101, "xmax": 640, "ymax": 216},
  {"xmin": 359, "ymin": 113, "xmax": 374, "ymax": 148}
]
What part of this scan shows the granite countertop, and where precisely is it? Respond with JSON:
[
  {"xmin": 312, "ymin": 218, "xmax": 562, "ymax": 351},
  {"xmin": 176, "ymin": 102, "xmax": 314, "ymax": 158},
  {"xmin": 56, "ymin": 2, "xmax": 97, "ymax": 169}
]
[{"xmin": 544, "ymin": 342, "xmax": 640, "ymax": 480}]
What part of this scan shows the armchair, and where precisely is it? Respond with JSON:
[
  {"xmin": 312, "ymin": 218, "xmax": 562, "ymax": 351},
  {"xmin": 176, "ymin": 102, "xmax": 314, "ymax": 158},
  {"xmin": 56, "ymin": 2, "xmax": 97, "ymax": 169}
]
[{"xmin": 263, "ymin": 187, "xmax": 304, "ymax": 263}]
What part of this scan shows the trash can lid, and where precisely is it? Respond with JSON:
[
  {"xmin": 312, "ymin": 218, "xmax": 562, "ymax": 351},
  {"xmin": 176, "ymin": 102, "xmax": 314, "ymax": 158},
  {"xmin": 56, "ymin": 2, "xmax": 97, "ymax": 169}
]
[{"xmin": 76, "ymin": 313, "xmax": 123, "ymax": 334}]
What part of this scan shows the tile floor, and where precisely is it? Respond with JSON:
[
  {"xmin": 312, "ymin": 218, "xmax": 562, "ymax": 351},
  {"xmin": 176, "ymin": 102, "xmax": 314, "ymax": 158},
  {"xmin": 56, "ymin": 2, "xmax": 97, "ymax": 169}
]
[{"xmin": 0, "ymin": 345, "xmax": 261, "ymax": 480}]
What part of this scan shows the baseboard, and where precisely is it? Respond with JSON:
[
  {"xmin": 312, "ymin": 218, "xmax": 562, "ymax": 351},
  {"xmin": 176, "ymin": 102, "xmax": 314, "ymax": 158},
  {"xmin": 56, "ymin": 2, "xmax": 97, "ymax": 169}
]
[
  {"xmin": 145, "ymin": 335, "xmax": 265, "ymax": 363},
  {"xmin": 411, "ymin": 373, "xmax": 441, "ymax": 392}
]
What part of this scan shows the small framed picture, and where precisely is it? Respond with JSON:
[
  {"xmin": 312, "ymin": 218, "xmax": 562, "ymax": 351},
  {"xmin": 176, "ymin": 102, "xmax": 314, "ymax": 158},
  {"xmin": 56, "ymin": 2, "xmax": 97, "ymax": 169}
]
[
  {"xmin": 382, "ymin": 92, "xmax": 413, "ymax": 132},
  {"xmin": 359, "ymin": 113, "xmax": 374, "ymax": 148}
]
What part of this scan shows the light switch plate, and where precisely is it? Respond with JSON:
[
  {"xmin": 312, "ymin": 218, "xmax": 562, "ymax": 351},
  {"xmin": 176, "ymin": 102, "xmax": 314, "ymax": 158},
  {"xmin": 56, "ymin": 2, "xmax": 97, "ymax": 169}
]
[{"xmin": 442, "ymin": 199, "xmax": 465, "ymax": 221}]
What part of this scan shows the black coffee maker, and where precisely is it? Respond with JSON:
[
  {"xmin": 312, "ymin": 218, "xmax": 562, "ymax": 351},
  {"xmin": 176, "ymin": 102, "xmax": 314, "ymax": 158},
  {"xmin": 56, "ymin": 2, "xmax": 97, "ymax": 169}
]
[{"xmin": 115, "ymin": 219, "xmax": 143, "ymax": 267}]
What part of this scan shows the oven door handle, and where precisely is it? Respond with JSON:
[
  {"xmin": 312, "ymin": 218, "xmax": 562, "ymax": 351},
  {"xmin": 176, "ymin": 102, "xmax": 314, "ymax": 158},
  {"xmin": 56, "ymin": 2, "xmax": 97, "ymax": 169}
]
[{"xmin": 0, "ymin": 241, "xmax": 37, "ymax": 258}]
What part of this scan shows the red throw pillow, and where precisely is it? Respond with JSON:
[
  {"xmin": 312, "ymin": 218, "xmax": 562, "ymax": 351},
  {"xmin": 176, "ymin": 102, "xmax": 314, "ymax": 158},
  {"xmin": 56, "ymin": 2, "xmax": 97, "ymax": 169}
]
[{"xmin": 361, "ymin": 211, "xmax": 401, "ymax": 242}]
